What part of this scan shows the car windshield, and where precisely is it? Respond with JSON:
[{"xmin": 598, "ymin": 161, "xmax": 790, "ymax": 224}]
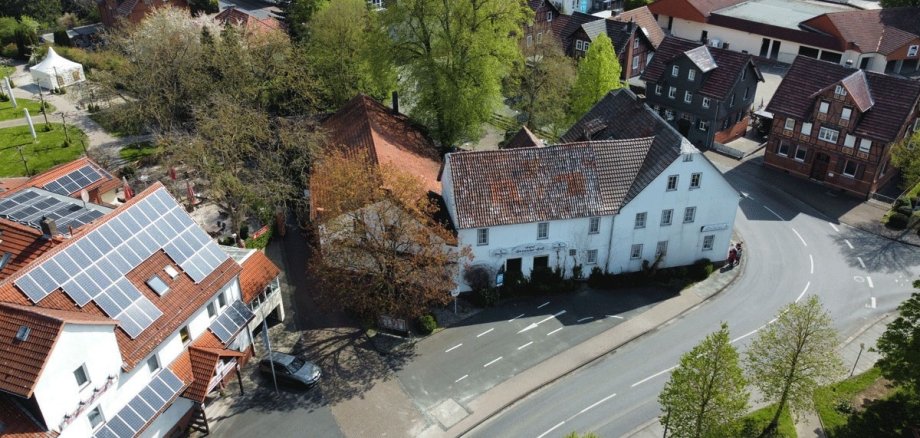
[{"xmin": 288, "ymin": 357, "xmax": 306, "ymax": 371}]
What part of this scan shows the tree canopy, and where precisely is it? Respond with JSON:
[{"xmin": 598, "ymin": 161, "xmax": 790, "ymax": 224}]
[
  {"xmin": 890, "ymin": 130, "xmax": 920, "ymax": 190},
  {"xmin": 1, "ymin": 0, "xmax": 61, "ymax": 27},
  {"xmin": 309, "ymin": 150, "xmax": 471, "ymax": 321},
  {"xmin": 507, "ymin": 26, "xmax": 576, "ymax": 138},
  {"xmin": 384, "ymin": 0, "xmax": 530, "ymax": 149},
  {"xmin": 745, "ymin": 296, "xmax": 844, "ymax": 434},
  {"xmin": 569, "ymin": 33, "xmax": 623, "ymax": 121},
  {"xmin": 659, "ymin": 323, "xmax": 749, "ymax": 438},
  {"xmin": 875, "ymin": 281, "xmax": 920, "ymax": 394},
  {"xmin": 305, "ymin": 0, "xmax": 395, "ymax": 108}
]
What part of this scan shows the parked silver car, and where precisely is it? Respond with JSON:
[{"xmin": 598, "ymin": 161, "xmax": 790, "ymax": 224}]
[{"xmin": 258, "ymin": 352, "xmax": 321, "ymax": 388}]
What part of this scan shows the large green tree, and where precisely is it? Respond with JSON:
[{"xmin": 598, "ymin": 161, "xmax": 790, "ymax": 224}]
[
  {"xmin": 890, "ymin": 130, "xmax": 920, "ymax": 190},
  {"xmin": 659, "ymin": 323, "xmax": 749, "ymax": 438},
  {"xmin": 305, "ymin": 0, "xmax": 395, "ymax": 107},
  {"xmin": 384, "ymin": 0, "xmax": 530, "ymax": 149},
  {"xmin": 1, "ymin": 0, "xmax": 61, "ymax": 27},
  {"xmin": 875, "ymin": 281, "xmax": 920, "ymax": 394},
  {"xmin": 275, "ymin": 0, "xmax": 326, "ymax": 41},
  {"xmin": 569, "ymin": 33, "xmax": 623, "ymax": 121},
  {"xmin": 745, "ymin": 296, "xmax": 844, "ymax": 434},
  {"xmin": 507, "ymin": 27, "xmax": 576, "ymax": 138}
]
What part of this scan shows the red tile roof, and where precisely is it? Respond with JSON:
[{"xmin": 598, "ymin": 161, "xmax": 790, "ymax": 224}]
[
  {"xmin": 503, "ymin": 126, "xmax": 542, "ymax": 150},
  {"xmin": 215, "ymin": 7, "xmax": 283, "ymax": 35},
  {"xmin": 447, "ymin": 137, "xmax": 655, "ymax": 229},
  {"xmin": 801, "ymin": 8, "xmax": 920, "ymax": 55},
  {"xmin": 238, "ymin": 251, "xmax": 279, "ymax": 304},
  {"xmin": 321, "ymin": 95, "xmax": 442, "ymax": 195},
  {"xmin": 0, "ymin": 395, "xmax": 57, "ymax": 438},
  {"xmin": 4, "ymin": 157, "xmax": 120, "ymax": 201},
  {"xmin": 0, "ymin": 220, "xmax": 57, "ymax": 283},
  {"xmin": 649, "ymin": 0, "xmax": 745, "ymax": 21},
  {"xmin": 767, "ymin": 56, "xmax": 920, "ymax": 142},
  {"xmin": 613, "ymin": 7, "xmax": 665, "ymax": 48},
  {"xmin": 0, "ymin": 303, "xmax": 115, "ymax": 398},
  {"xmin": 0, "ymin": 178, "xmax": 29, "ymax": 195}
]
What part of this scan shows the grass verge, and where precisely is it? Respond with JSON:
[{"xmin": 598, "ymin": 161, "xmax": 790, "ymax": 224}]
[
  {"xmin": 118, "ymin": 141, "xmax": 158, "ymax": 162},
  {"xmin": 0, "ymin": 98, "xmax": 55, "ymax": 122},
  {"xmin": 814, "ymin": 367, "xmax": 883, "ymax": 434},
  {"xmin": 0, "ymin": 123, "xmax": 88, "ymax": 177},
  {"xmin": 740, "ymin": 404, "xmax": 797, "ymax": 437}
]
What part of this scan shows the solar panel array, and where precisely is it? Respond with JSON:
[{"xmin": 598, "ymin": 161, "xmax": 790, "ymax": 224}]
[
  {"xmin": 42, "ymin": 164, "xmax": 111, "ymax": 196},
  {"xmin": 13, "ymin": 187, "xmax": 230, "ymax": 338},
  {"xmin": 0, "ymin": 188, "xmax": 106, "ymax": 231},
  {"xmin": 92, "ymin": 369, "xmax": 184, "ymax": 438},
  {"xmin": 209, "ymin": 300, "xmax": 255, "ymax": 343}
]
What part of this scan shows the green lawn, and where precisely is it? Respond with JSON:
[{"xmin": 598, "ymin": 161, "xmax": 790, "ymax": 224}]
[
  {"xmin": 119, "ymin": 141, "xmax": 158, "ymax": 162},
  {"xmin": 0, "ymin": 123, "xmax": 88, "ymax": 177},
  {"xmin": 0, "ymin": 98, "xmax": 55, "ymax": 122},
  {"xmin": 814, "ymin": 367, "xmax": 883, "ymax": 434},
  {"xmin": 740, "ymin": 404, "xmax": 797, "ymax": 437},
  {"xmin": 89, "ymin": 107, "xmax": 143, "ymax": 138}
]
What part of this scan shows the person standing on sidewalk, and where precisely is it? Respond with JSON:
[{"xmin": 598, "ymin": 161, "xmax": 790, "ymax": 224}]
[
  {"xmin": 728, "ymin": 244, "xmax": 737, "ymax": 268},
  {"xmin": 735, "ymin": 242, "xmax": 743, "ymax": 266}
]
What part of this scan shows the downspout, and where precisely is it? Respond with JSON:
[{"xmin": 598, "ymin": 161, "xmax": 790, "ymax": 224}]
[{"xmin": 604, "ymin": 214, "xmax": 616, "ymax": 273}]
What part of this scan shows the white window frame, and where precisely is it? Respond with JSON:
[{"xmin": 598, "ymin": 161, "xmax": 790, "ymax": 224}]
[
  {"xmin": 583, "ymin": 42, "xmax": 590, "ymax": 51},
  {"xmin": 913, "ymin": 118, "xmax": 920, "ymax": 132},
  {"xmin": 698, "ymin": 120, "xmax": 709, "ymax": 131},
  {"xmin": 743, "ymin": 87, "xmax": 750, "ymax": 100},
  {"xmin": 547, "ymin": 11, "xmax": 553, "ymax": 21},
  {"xmin": 672, "ymin": 65, "xmax": 679, "ymax": 77},
  {"xmin": 661, "ymin": 209, "xmax": 673, "ymax": 226},
  {"xmin": 908, "ymin": 45, "xmax": 918, "ymax": 57},
  {"xmin": 702, "ymin": 97, "xmax": 710, "ymax": 109},
  {"xmin": 180, "ymin": 325, "xmax": 191, "ymax": 345},
  {"xmin": 635, "ymin": 212, "xmax": 647, "ymax": 229},
  {"xmin": 588, "ymin": 217, "xmax": 600, "ymax": 234},
  {"xmin": 536, "ymin": 32, "xmax": 543, "ymax": 43},
  {"xmin": 778, "ymin": 140, "xmax": 790, "ymax": 156},
  {"xmin": 655, "ymin": 84, "xmax": 663, "ymax": 95},
  {"xmin": 665, "ymin": 109, "xmax": 674, "ymax": 120},
  {"xmin": 858, "ymin": 138, "xmax": 872, "ymax": 153},
  {"xmin": 217, "ymin": 291, "xmax": 227, "ymax": 308},
  {"xmin": 668, "ymin": 86, "xmax": 676, "ymax": 99},
  {"xmin": 656, "ymin": 240, "xmax": 669, "ymax": 257},
  {"xmin": 844, "ymin": 134, "xmax": 856, "ymax": 148},
  {"xmin": 147, "ymin": 354, "xmax": 161, "ymax": 373},
  {"xmin": 526, "ymin": 34, "xmax": 533, "ymax": 47},
  {"xmin": 818, "ymin": 127, "xmax": 839, "ymax": 143},
  {"xmin": 819, "ymin": 101, "xmax": 830, "ymax": 114},
  {"xmin": 632, "ymin": 55, "xmax": 639, "ymax": 70},
  {"xmin": 630, "ymin": 244, "xmax": 643, "ymax": 260},
  {"xmin": 634, "ymin": 37, "xmax": 640, "ymax": 49},
  {"xmin": 74, "ymin": 364, "xmax": 90, "ymax": 389},
  {"xmin": 575, "ymin": 40, "xmax": 584, "ymax": 51},
  {"xmin": 684, "ymin": 91, "xmax": 693, "ymax": 103},
  {"xmin": 690, "ymin": 172, "xmax": 702, "ymax": 189},
  {"xmin": 741, "ymin": 66, "xmax": 747, "ymax": 80},
  {"xmin": 784, "ymin": 118, "xmax": 796, "ymax": 131},
  {"xmin": 683, "ymin": 206, "xmax": 696, "ymax": 223},
  {"xmin": 88, "ymin": 405, "xmax": 104, "ymax": 430},
  {"xmin": 666, "ymin": 174, "xmax": 678, "ymax": 191},
  {"xmin": 683, "ymin": 154, "xmax": 694, "ymax": 162},
  {"xmin": 835, "ymin": 84, "xmax": 847, "ymax": 96},
  {"xmin": 801, "ymin": 122, "xmax": 813, "ymax": 136},
  {"xmin": 842, "ymin": 160, "xmax": 857, "ymax": 177},
  {"xmin": 207, "ymin": 301, "xmax": 217, "ymax": 318},
  {"xmin": 702, "ymin": 235, "xmax": 715, "ymax": 251},
  {"xmin": 688, "ymin": 69, "xmax": 696, "ymax": 81},
  {"xmin": 794, "ymin": 146, "xmax": 807, "ymax": 161},
  {"xmin": 586, "ymin": 249, "xmax": 598, "ymax": 264},
  {"xmin": 477, "ymin": 228, "xmax": 489, "ymax": 246},
  {"xmin": 841, "ymin": 107, "xmax": 852, "ymax": 121},
  {"xmin": 537, "ymin": 222, "xmax": 549, "ymax": 240}
]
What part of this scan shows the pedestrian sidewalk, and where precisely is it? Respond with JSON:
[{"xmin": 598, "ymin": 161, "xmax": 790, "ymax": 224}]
[{"xmin": 433, "ymin": 257, "xmax": 746, "ymax": 438}]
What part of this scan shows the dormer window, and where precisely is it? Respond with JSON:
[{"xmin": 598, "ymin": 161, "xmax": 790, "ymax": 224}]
[
  {"xmin": 908, "ymin": 45, "xmax": 918, "ymax": 57},
  {"xmin": 835, "ymin": 85, "xmax": 846, "ymax": 97},
  {"xmin": 672, "ymin": 65, "xmax": 679, "ymax": 77}
]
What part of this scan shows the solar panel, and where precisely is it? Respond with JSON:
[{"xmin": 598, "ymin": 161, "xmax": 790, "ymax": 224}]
[
  {"xmin": 128, "ymin": 396, "xmax": 156, "ymax": 419},
  {"xmin": 209, "ymin": 300, "xmax": 254, "ymax": 343},
  {"xmin": 103, "ymin": 417, "xmax": 134, "ymax": 438},
  {"xmin": 160, "ymin": 369, "xmax": 184, "ymax": 393},
  {"xmin": 93, "ymin": 425, "xmax": 118, "ymax": 438},
  {"xmin": 42, "ymin": 165, "xmax": 106, "ymax": 196}
]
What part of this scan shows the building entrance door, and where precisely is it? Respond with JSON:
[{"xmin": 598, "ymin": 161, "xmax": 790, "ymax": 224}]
[
  {"xmin": 811, "ymin": 152, "xmax": 830, "ymax": 181},
  {"xmin": 677, "ymin": 119, "xmax": 691, "ymax": 137},
  {"xmin": 506, "ymin": 258, "xmax": 522, "ymax": 274},
  {"xmin": 533, "ymin": 255, "xmax": 549, "ymax": 270}
]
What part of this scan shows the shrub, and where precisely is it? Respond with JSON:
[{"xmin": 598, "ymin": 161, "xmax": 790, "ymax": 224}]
[
  {"xmin": 571, "ymin": 263, "xmax": 584, "ymax": 280},
  {"xmin": 690, "ymin": 258, "xmax": 714, "ymax": 281},
  {"xmin": 118, "ymin": 163, "xmax": 136, "ymax": 179},
  {"xmin": 53, "ymin": 29, "xmax": 72, "ymax": 47},
  {"xmin": 417, "ymin": 315, "xmax": 437, "ymax": 334},
  {"xmin": 470, "ymin": 287, "xmax": 500, "ymax": 307},
  {"xmin": 244, "ymin": 226, "xmax": 272, "ymax": 249},
  {"xmin": 464, "ymin": 265, "xmax": 493, "ymax": 291},
  {"xmin": 886, "ymin": 212, "xmax": 909, "ymax": 230},
  {"xmin": 896, "ymin": 205, "xmax": 913, "ymax": 216}
]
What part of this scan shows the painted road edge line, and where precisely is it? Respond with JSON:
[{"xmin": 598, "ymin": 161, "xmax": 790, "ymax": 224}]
[
  {"xmin": 537, "ymin": 421, "xmax": 566, "ymax": 438},
  {"xmin": 763, "ymin": 205, "xmax": 784, "ymax": 220},
  {"xmin": 445, "ymin": 343, "xmax": 462, "ymax": 353},
  {"xmin": 477, "ymin": 328, "xmax": 494, "ymax": 338},
  {"xmin": 809, "ymin": 254, "xmax": 814, "ymax": 274},
  {"xmin": 483, "ymin": 356, "xmax": 503, "ymax": 368},
  {"xmin": 631, "ymin": 366, "xmax": 677, "ymax": 388},
  {"xmin": 792, "ymin": 228, "xmax": 808, "ymax": 247}
]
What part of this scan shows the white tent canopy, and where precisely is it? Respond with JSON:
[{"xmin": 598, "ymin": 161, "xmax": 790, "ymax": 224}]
[{"xmin": 30, "ymin": 47, "xmax": 85, "ymax": 90}]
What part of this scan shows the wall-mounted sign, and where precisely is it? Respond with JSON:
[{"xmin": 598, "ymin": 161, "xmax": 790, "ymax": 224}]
[
  {"xmin": 490, "ymin": 242, "xmax": 567, "ymax": 257},
  {"xmin": 700, "ymin": 223, "xmax": 729, "ymax": 232}
]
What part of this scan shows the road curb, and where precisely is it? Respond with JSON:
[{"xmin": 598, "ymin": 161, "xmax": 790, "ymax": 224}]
[
  {"xmin": 840, "ymin": 312, "xmax": 892, "ymax": 348},
  {"xmin": 451, "ymin": 241, "xmax": 747, "ymax": 437}
]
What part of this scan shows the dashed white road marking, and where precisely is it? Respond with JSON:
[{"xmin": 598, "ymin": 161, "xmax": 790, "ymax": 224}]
[
  {"xmin": 809, "ymin": 254, "xmax": 814, "ymax": 274},
  {"xmin": 536, "ymin": 421, "xmax": 566, "ymax": 438},
  {"xmin": 445, "ymin": 343, "xmax": 462, "ymax": 353},
  {"xmin": 509, "ymin": 313, "xmax": 525, "ymax": 322},
  {"xmin": 517, "ymin": 341, "xmax": 533, "ymax": 350},
  {"xmin": 519, "ymin": 310, "xmax": 567, "ymax": 334},
  {"xmin": 606, "ymin": 315, "xmax": 624, "ymax": 319},
  {"xmin": 829, "ymin": 223, "xmax": 840, "ymax": 232},
  {"xmin": 792, "ymin": 228, "xmax": 808, "ymax": 247},
  {"xmin": 567, "ymin": 393, "xmax": 618, "ymax": 421},
  {"xmin": 867, "ymin": 276, "xmax": 874, "ymax": 288},
  {"xmin": 455, "ymin": 374, "xmax": 468, "ymax": 383},
  {"xmin": 845, "ymin": 240, "xmax": 854, "ymax": 250},
  {"xmin": 796, "ymin": 281, "xmax": 811, "ymax": 303},
  {"xmin": 537, "ymin": 301, "xmax": 550, "ymax": 309},
  {"xmin": 857, "ymin": 257, "xmax": 866, "ymax": 269},
  {"xmin": 547, "ymin": 327, "xmax": 563, "ymax": 336},
  {"xmin": 869, "ymin": 297, "xmax": 877, "ymax": 309},
  {"xmin": 483, "ymin": 356, "xmax": 503, "ymax": 368},
  {"xmin": 763, "ymin": 205, "xmax": 784, "ymax": 220},
  {"xmin": 631, "ymin": 366, "xmax": 677, "ymax": 387},
  {"xmin": 577, "ymin": 316, "xmax": 594, "ymax": 323},
  {"xmin": 477, "ymin": 328, "xmax": 494, "ymax": 338}
]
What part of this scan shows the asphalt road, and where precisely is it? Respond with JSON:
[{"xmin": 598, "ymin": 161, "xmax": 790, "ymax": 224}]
[{"xmin": 466, "ymin": 152, "xmax": 920, "ymax": 438}]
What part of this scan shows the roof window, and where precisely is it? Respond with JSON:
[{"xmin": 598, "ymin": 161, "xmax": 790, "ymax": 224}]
[
  {"xmin": 164, "ymin": 265, "xmax": 179, "ymax": 279},
  {"xmin": 15, "ymin": 325, "xmax": 30, "ymax": 342},
  {"xmin": 146, "ymin": 275, "xmax": 170, "ymax": 296}
]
